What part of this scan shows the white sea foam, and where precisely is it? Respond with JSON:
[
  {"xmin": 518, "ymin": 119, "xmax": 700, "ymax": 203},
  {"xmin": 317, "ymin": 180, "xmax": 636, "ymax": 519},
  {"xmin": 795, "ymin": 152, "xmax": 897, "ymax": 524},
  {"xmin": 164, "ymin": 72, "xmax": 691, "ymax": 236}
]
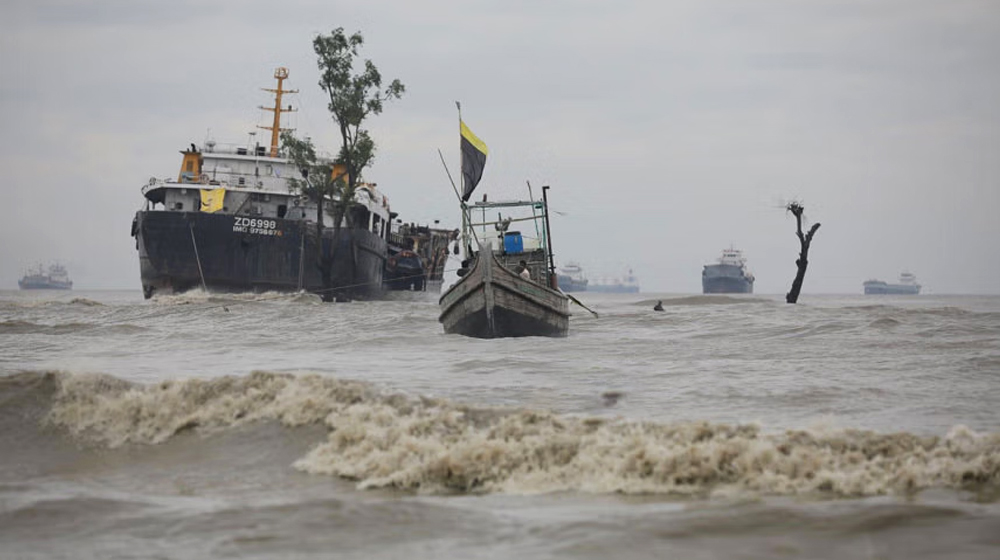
[
  {"xmin": 44, "ymin": 371, "xmax": 1000, "ymax": 498},
  {"xmin": 149, "ymin": 290, "xmax": 297, "ymax": 307}
]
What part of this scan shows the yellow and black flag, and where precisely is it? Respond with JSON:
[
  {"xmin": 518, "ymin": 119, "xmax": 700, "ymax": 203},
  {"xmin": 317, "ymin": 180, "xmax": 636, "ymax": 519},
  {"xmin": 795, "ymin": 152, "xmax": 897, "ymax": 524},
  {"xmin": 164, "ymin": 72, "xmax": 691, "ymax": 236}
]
[{"xmin": 460, "ymin": 120, "xmax": 488, "ymax": 202}]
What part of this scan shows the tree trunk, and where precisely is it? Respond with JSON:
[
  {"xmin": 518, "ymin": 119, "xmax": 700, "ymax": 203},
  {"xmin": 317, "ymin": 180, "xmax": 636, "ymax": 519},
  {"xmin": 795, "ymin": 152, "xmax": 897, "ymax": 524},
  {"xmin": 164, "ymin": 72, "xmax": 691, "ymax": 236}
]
[
  {"xmin": 785, "ymin": 204, "xmax": 821, "ymax": 304},
  {"xmin": 315, "ymin": 197, "xmax": 335, "ymax": 302}
]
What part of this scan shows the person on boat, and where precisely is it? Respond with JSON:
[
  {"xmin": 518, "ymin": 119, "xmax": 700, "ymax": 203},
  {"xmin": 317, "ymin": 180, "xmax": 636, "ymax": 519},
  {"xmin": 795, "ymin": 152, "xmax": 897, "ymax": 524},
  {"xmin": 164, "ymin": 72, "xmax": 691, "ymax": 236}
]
[
  {"xmin": 653, "ymin": 300, "xmax": 664, "ymax": 311},
  {"xmin": 518, "ymin": 260, "xmax": 531, "ymax": 281}
]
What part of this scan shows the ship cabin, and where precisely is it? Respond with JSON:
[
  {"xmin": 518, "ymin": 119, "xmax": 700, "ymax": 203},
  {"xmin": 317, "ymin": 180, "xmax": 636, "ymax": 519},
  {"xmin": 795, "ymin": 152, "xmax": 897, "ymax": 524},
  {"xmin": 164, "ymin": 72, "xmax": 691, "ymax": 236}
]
[
  {"xmin": 717, "ymin": 248, "xmax": 747, "ymax": 267},
  {"xmin": 140, "ymin": 141, "xmax": 393, "ymax": 240}
]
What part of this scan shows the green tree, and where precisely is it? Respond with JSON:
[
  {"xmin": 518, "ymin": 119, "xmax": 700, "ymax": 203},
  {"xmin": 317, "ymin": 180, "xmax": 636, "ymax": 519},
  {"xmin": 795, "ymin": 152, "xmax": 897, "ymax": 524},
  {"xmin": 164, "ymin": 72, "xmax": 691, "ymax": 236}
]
[
  {"xmin": 283, "ymin": 28, "xmax": 405, "ymax": 301},
  {"xmin": 282, "ymin": 132, "xmax": 345, "ymax": 299},
  {"xmin": 316, "ymin": 28, "xmax": 404, "ymax": 278}
]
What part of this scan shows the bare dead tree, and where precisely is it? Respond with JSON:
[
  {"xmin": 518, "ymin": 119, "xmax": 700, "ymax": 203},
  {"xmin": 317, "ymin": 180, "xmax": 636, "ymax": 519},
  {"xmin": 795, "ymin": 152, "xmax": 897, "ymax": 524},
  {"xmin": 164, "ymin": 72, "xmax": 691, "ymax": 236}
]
[{"xmin": 785, "ymin": 202, "xmax": 821, "ymax": 304}]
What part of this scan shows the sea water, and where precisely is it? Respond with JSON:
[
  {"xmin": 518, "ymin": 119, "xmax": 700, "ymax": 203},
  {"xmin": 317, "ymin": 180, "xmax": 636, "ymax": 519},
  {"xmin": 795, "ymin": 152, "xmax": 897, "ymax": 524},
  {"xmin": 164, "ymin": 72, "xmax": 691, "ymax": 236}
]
[{"xmin": 1, "ymin": 289, "xmax": 998, "ymax": 559}]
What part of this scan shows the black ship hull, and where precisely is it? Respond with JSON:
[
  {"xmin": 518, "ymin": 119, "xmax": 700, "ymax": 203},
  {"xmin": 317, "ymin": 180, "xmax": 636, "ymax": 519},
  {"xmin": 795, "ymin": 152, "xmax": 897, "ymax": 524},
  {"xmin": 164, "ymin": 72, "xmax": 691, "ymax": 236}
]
[
  {"xmin": 702, "ymin": 264, "xmax": 753, "ymax": 294},
  {"xmin": 134, "ymin": 211, "xmax": 386, "ymax": 300},
  {"xmin": 702, "ymin": 277, "xmax": 753, "ymax": 294}
]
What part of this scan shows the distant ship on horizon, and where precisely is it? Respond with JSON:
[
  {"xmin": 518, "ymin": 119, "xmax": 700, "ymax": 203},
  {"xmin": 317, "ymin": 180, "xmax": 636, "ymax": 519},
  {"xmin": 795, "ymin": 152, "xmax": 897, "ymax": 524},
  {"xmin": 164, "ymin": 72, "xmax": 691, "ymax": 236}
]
[
  {"xmin": 589, "ymin": 268, "xmax": 639, "ymax": 293},
  {"xmin": 556, "ymin": 262, "xmax": 588, "ymax": 292},
  {"xmin": 864, "ymin": 272, "xmax": 921, "ymax": 295},
  {"xmin": 19, "ymin": 263, "xmax": 73, "ymax": 290},
  {"xmin": 702, "ymin": 247, "xmax": 754, "ymax": 294}
]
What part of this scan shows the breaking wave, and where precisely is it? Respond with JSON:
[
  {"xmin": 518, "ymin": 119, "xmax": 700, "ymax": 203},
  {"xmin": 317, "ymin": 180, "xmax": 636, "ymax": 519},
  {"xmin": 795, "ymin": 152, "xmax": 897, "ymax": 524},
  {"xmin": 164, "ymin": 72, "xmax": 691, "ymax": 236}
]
[
  {"xmin": 29, "ymin": 371, "xmax": 1000, "ymax": 498},
  {"xmin": 148, "ymin": 290, "xmax": 301, "ymax": 307},
  {"xmin": 67, "ymin": 298, "xmax": 105, "ymax": 307}
]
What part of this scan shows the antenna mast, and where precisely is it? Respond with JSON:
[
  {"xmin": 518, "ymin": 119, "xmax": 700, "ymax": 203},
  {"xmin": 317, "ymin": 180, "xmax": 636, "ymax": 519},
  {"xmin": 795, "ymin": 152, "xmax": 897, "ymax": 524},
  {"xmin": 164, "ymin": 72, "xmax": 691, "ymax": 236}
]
[{"xmin": 258, "ymin": 67, "xmax": 298, "ymax": 157}]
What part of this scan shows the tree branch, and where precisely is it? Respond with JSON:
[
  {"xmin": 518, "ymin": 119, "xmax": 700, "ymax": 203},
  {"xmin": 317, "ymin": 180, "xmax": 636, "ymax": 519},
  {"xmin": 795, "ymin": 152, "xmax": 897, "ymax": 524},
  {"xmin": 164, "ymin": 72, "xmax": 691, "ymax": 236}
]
[{"xmin": 806, "ymin": 223, "xmax": 821, "ymax": 243}]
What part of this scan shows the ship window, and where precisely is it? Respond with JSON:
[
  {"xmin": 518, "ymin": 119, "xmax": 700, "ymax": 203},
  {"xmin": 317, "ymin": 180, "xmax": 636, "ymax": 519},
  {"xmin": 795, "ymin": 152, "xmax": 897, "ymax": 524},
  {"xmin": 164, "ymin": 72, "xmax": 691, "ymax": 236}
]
[
  {"xmin": 277, "ymin": 204, "xmax": 287, "ymax": 218},
  {"xmin": 238, "ymin": 177, "xmax": 246, "ymax": 186},
  {"xmin": 174, "ymin": 202, "xmax": 183, "ymax": 210}
]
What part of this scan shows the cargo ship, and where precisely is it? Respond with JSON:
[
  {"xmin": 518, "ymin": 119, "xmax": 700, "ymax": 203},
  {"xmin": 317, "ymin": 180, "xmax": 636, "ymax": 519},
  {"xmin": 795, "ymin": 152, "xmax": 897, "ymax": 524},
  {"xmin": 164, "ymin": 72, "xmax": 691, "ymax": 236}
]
[
  {"xmin": 702, "ymin": 248, "xmax": 754, "ymax": 294},
  {"xmin": 18, "ymin": 264, "xmax": 72, "ymax": 290},
  {"xmin": 556, "ymin": 262, "xmax": 588, "ymax": 292},
  {"xmin": 131, "ymin": 68, "xmax": 392, "ymax": 301},
  {"xmin": 863, "ymin": 272, "xmax": 921, "ymax": 295},
  {"xmin": 589, "ymin": 268, "xmax": 640, "ymax": 293}
]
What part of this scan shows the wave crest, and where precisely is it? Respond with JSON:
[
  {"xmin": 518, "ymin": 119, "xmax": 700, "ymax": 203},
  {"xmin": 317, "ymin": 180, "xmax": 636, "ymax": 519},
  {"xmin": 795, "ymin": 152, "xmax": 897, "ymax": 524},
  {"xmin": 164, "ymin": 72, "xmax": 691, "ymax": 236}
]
[
  {"xmin": 43, "ymin": 371, "xmax": 1000, "ymax": 498},
  {"xmin": 47, "ymin": 371, "xmax": 378, "ymax": 446}
]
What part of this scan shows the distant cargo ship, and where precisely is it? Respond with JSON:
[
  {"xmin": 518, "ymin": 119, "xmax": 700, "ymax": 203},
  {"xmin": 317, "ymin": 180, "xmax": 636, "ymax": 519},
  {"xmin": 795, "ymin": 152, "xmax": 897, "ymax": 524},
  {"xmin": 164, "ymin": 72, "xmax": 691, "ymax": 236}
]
[
  {"xmin": 589, "ymin": 268, "xmax": 639, "ymax": 293},
  {"xmin": 864, "ymin": 272, "xmax": 921, "ymax": 295},
  {"xmin": 556, "ymin": 262, "xmax": 588, "ymax": 292},
  {"xmin": 702, "ymin": 247, "xmax": 754, "ymax": 294},
  {"xmin": 19, "ymin": 264, "xmax": 73, "ymax": 290}
]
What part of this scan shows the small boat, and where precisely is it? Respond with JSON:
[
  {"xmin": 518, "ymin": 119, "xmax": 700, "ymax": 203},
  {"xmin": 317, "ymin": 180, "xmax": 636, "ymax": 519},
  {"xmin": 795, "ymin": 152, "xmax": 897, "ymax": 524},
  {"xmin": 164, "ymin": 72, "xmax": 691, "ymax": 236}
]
[
  {"xmin": 439, "ymin": 235, "xmax": 570, "ymax": 338},
  {"xmin": 437, "ymin": 113, "xmax": 569, "ymax": 338},
  {"xmin": 384, "ymin": 222, "xmax": 456, "ymax": 292}
]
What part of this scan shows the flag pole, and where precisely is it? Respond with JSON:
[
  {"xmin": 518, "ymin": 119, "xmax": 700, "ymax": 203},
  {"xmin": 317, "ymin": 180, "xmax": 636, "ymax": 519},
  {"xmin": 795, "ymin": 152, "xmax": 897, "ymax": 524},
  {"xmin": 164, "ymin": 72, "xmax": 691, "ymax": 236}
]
[
  {"xmin": 541, "ymin": 185, "xmax": 557, "ymax": 289},
  {"xmin": 456, "ymin": 101, "xmax": 469, "ymax": 261}
]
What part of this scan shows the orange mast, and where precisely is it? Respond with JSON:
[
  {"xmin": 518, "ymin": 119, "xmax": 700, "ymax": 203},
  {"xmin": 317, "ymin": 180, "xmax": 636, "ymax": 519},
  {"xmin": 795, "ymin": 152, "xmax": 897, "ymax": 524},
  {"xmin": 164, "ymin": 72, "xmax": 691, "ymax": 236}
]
[{"xmin": 258, "ymin": 67, "xmax": 298, "ymax": 157}]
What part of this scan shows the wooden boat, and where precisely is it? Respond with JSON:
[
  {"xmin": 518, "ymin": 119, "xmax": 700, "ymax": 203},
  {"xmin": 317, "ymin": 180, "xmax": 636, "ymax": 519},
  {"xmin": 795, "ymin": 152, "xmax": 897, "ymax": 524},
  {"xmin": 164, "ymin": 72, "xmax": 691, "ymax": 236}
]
[
  {"xmin": 437, "ymin": 113, "xmax": 570, "ymax": 337},
  {"xmin": 439, "ymin": 242, "xmax": 570, "ymax": 338}
]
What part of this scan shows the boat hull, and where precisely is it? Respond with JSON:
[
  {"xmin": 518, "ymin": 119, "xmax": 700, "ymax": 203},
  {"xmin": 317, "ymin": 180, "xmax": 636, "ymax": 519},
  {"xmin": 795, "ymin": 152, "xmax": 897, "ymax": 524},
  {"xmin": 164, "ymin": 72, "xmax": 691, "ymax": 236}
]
[
  {"xmin": 384, "ymin": 226, "xmax": 452, "ymax": 292},
  {"xmin": 588, "ymin": 284, "xmax": 639, "ymax": 294},
  {"xmin": 439, "ymin": 252, "xmax": 570, "ymax": 338},
  {"xmin": 864, "ymin": 282, "xmax": 921, "ymax": 295},
  {"xmin": 134, "ymin": 210, "xmax": 386, "ymax": 300},
  {"xmin": 384, "ymin": 251, "xmax": 426, "ymax": 291},
  {"xmin": 18, "ymin": 279, "xmax": 72, "ymax": 290},
  {"xmin": 702, "ymin": 264, "xmax": 753, "ymax": 294}
]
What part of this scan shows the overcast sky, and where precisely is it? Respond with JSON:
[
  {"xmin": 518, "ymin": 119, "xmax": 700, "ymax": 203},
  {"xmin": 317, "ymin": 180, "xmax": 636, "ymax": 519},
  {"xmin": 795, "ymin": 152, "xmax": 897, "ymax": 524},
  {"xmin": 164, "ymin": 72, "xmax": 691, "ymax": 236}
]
[{"xmin": 2, "ymin": 0, "xmax": 998, "ymax": 294}]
